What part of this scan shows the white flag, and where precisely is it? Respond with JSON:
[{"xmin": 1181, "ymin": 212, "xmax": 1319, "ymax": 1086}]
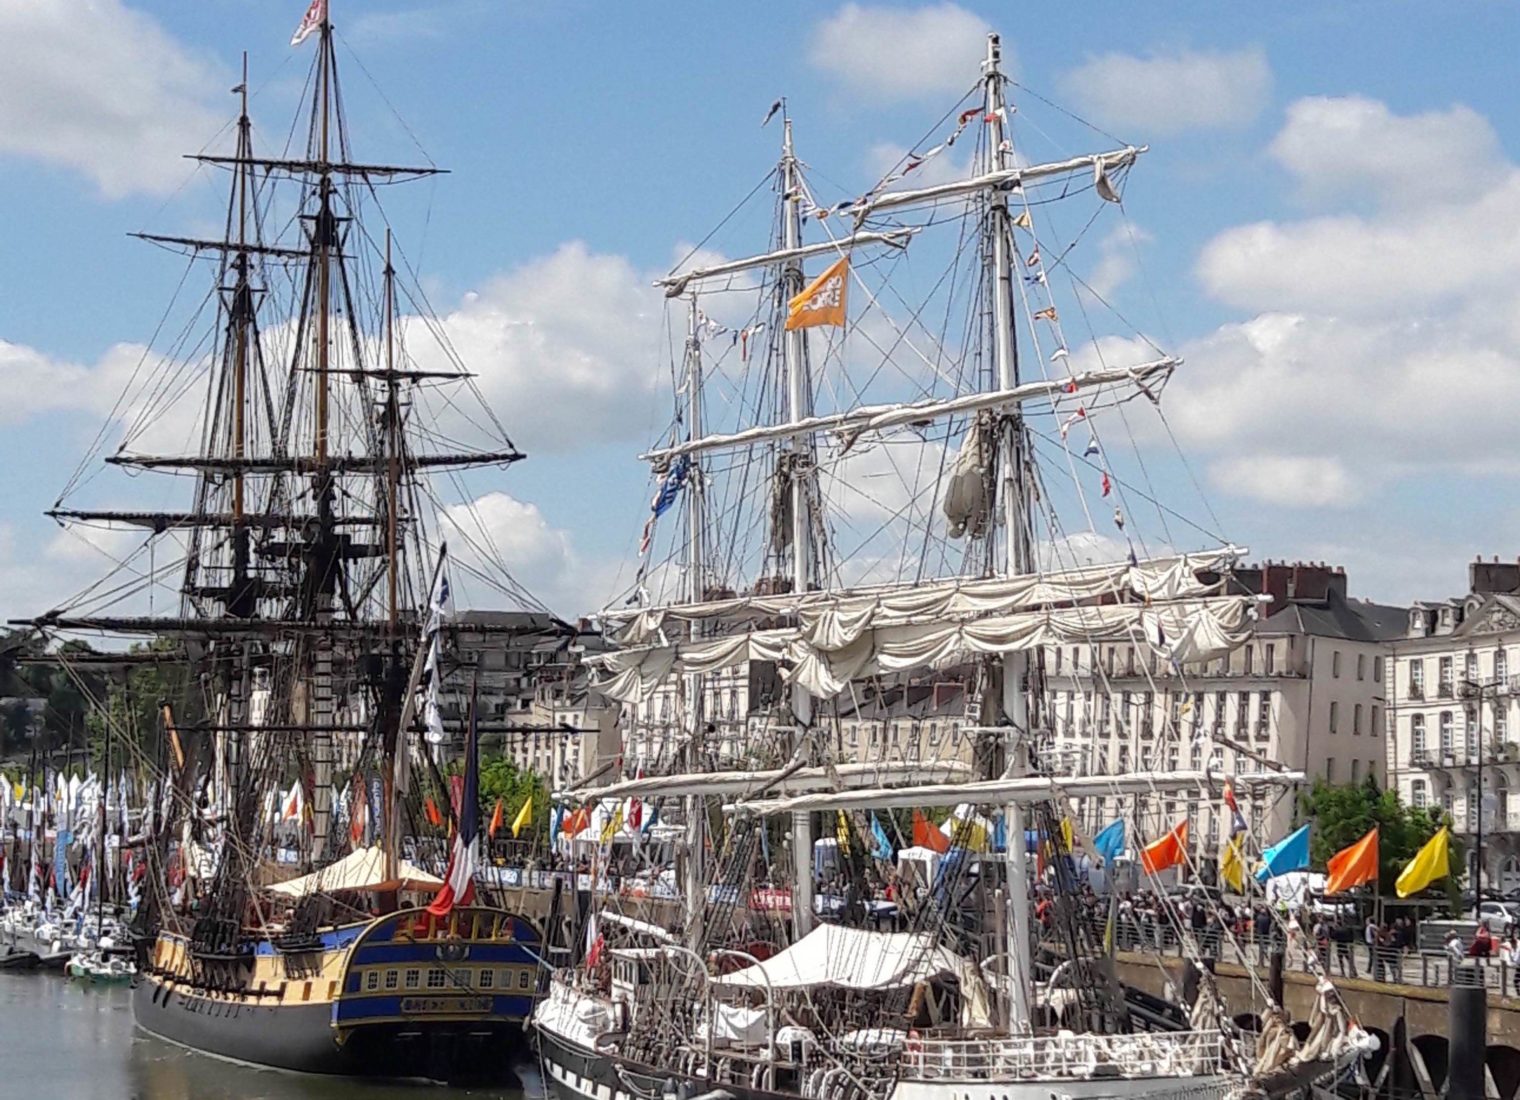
[
  {"xmin": 427, "ymin": 543, "xmax": 452, "ymax": 634},
  {"xmin": 291, "ymin": 0, "xmax": 326, "ymax": 46}
]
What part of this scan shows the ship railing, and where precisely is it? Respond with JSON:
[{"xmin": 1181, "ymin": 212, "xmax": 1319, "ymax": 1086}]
[{"xmin": 901, "ymin": 1028, "xmax": 1224, "ymax": 1082}]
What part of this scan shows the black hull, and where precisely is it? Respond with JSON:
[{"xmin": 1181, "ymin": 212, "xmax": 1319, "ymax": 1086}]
[
  {"xmin": 135, "ymin": 976, "xmax": 524, "ymax": 1082},
  {"xmin": 535, "ymin": 1023, "xmax": 785, "ymax": 1100}
]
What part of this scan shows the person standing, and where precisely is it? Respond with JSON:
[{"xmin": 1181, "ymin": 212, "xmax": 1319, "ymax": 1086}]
[{"xmin": 1365, "ymin": 916, "xmax": 1382, "ymax": 981}]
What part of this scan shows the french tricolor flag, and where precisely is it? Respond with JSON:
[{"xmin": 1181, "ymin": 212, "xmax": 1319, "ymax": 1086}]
[{"xmin": 428, "ymin": 692, "xmax": 480, "ymax": 917}]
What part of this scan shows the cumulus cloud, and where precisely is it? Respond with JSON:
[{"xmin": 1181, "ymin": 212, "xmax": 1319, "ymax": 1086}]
[
  {"xmin": 1173, "ymin": 94, "xmax": 1520, "ymax": 525},
  {"xmin": 1059, "ymin": 47, "xmax": 1271, "ymax": 136},
  {"xmin": 0, "ymin": 0, "xmax": 224, "ymax": 197},
  {"xmin": 408, "ymin": 242, "xmax": 663, "ymax": 456},
  {"xmin": 809, "ymin": 3, "xmax": 992, "ymax": 102},
  {"xmin": 1269, "ymin": 95, "xmax": 1506, "ymax": 208}
]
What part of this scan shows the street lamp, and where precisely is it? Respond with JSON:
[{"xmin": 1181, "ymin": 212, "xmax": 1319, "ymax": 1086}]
[{"xmin": 1461, "ymin": 672, "xmax": 1489, "ymax": 915}]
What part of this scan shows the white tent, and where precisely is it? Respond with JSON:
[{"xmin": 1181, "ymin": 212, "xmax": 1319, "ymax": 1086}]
[
  {"xmin": 714, "ymin": 923, "xmax": 973, "ymax": 993},
  {"xmin": 266, "ymin": 845, "xmax": 443, "ymax": 898}
]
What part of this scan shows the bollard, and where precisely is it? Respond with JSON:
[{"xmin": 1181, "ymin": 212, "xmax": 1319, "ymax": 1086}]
[{"xmin": 1448, "ymin": 984, "xmax": 1487, "ymax": 1100}]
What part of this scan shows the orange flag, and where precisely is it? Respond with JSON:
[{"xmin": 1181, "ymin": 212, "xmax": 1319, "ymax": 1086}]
[
  {"xmin": 424, "ymin": 795, "xmax": 443, "ymax": 828},
  {"xmin": 561, "ymin": 806, "xmax": 591, "ymax": 839},
  {"xmin": 1326, "ymin": 826, "xmax": 1379, "ymax": 894},
  {"xmin": 1140, "ymin": 819, "xmax": 1189, "ymax": 874},
  {"xmin": 488, "ymin": 798, "xmax": 505, "ymax": 840},
  {"xmin": 913, "ymin": 809, "xmax": 950, "ymax": 854},
  {"xmin": 785, "ymin": 255, "xmax": 849, "ymax": 330}
]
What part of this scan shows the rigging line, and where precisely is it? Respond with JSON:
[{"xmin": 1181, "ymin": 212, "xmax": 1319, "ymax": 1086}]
[
  {"xmin": 331, "ymin": 28, "xmax": 438, "ymax": 169},
  {"xmin": 668, "ymin": 170, "xmax": 776, "ymax": 279}
]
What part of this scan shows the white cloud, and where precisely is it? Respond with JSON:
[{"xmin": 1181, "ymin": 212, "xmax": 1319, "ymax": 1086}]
[
  {"xmin": 809, "ymin": 3, "xmax": 992, "ymax": 102},
  {"xmin": 1269, "ymin": 95, "xmax": 1506, "ymax": 208},
  {"xmin": 1207, "ymin": 455, "xmax": 1355, "ymax": 508},
  {"xmin": 410, "ymin": 242, "xmax": 664, "ymax": 455},
  {"xmin": 1171, "ymin": 95, "xmax": 1520, "ymax": 528},
  {"xmin": 0, "ymin": 0, "xmax": 224, "ymax": 197},
  {"xmin": 438, "ymin": 491, "xmax": 619, "ymax": 619},
  {"xmin": 1083, "ymin": 224, "xmax": 1152, "ymax": 300},
  {"xmin": 1059, "ymin": 47, "xmax": 1271, "ymax": 135}
]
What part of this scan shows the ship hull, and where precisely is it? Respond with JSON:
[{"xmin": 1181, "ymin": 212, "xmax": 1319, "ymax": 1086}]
[{"xmin": 135, "ymin": 905, "xmax": 541, "ymax": 1082}]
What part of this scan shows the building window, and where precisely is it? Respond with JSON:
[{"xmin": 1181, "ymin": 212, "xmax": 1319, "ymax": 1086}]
[
  {"xmin": 1265, "ymin": 644, "xmax": 1276, "ymax": 675},
  {"xmin": 1244, "ymin": 645, "xmax": 1254, "ymax": 675},
  {"xmin": 1467, "ymin": 652, "xmax": 1480, "ymax": 684},
  {"xmin": 1467, "ymin": 708, "xmax": 1479, "ymax": 759},
  {"xmin": 1326, "ymin": 757, "xmax": 1336, "ymax": 782},
  {"xmin": 1353, "ymin": 703, "xmax": 1363, "ymax": 735},
  {"xmin": 1351, "ymin": 759, "xmax": 1362, "ymax": 783},
  {"xmin": 1439, "ymin": 656, "xmax": 1454, "ymax": 697},
  {"xmin": 1332, "ymin": 651, "xmax": 1342, "ymax": 678},
  {"xmin": 365, "ymin": 970, "xmax": 380, "ymax": 992},
  {"xmin": 518, "ymin": 970, "xmax": 532, "ymax": 989},
  {"xmin": 1329, "ymin": 701, "xmax": 1339, "ymax": 734},
  {"xmin": 1126, "ymin": 647, "xmax": 1137, "ymax": 676},
  {"xmin": 1410, "ymin": 660, "xmax": 1424, "ymax": 699},
  {"xmin": 1371, "ymin": 705, "xmax": 1382, "ymax": 737},
  {"xmin": 384, "ymin": 970, "xmax": 399, "ymax": 991},
  {"xmin": 404, "ymin": 969, "xmax": 420, "ymax": 990},
  {"xmin": 480, "ymin": 969, "xmax": 495, "ymax": 989},
  {"xmin": 1498, "ymin": 709, "xmax": 1509, "ymax": 743},
  {"xmin": 1439, "ymin": 711, "xmax": 1454, "ymax": 756},
  {"xmin": 1411, "ymin": 779, "xmax": 1428, "ymax": 809},
  {"xmin": 1499, "ymin": 649, "xmax": 1510, "ymax": 682},
  {"xmin": 1373, "ymin": 656, "xmax": 1383, "ymax": 683}
]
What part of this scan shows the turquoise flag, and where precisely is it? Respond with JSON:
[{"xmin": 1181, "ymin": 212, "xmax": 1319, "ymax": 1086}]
[
  {"xmin": 1255, "ymin": 824, "xmax": 1311, "ymax": 882},
  {"xmin": 870, "ymin": 814, "xmax": 894, "ymax": 860},
  {"xmin": 1093, "ymin": 819, "xmax": 1125, "ymax": 864}
]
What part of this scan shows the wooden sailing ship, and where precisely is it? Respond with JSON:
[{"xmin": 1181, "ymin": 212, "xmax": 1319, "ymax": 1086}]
[
  {"xmin": 22, "ymin": 3, "xmax": 543, "ymax": 1082},
  {"xmin": 533, "ymin": 33, "xmax": 1372, "ymax": 1100}
]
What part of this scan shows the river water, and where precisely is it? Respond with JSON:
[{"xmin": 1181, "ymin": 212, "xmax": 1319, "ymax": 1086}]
[{"xmin": 0, "ymin": 971, "xmax": 537, "ymax": 1100}]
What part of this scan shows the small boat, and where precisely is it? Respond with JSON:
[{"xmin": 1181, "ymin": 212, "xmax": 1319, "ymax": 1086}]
[{"xmin": 66, "ymin": 949, "xmax": 134, "ymax": 985}]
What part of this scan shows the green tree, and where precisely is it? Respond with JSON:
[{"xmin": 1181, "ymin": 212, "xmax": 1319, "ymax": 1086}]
[
  {"xmin": 468, "ymin": 754, "xmax": 549, "ymax": 840},
  {"xmin": 1299, "ymin": 776, "xmax": 1461, "ymax": 897}
]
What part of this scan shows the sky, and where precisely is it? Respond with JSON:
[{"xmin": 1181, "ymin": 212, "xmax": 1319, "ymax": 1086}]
[{"xmin": 1, "ymin": 0, "xmax": 1517, "ymax": 620}]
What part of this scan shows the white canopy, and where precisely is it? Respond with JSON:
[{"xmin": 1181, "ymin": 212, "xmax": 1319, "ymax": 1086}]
[
  {"xmin": 265, "ymin": 845, "xmax": 443, "ymax": 898},
  {"xmin": 714, "ymin": 923, "xmax": 975, "ymax": 994}
]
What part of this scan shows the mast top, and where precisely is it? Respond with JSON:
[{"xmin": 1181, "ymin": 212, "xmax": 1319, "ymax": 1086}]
[{"xmin": 983, "ymin": 32, "xmax": 1002, "ymax": 76}]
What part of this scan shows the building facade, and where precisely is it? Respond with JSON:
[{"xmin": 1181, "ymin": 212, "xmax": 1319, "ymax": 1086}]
[
  {"xmin": 1388, "ymin": 560, "xmax": 1520, "ymax": 893},
  {"xmin": 1044, "ymin": 563, "xmax": 1402, "ymax": 854}
]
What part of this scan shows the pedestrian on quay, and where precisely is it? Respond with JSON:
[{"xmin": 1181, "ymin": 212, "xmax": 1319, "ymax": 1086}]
[
  {"xmin": 1254, "ymin": 905, "xmax": 1273, "ymax": 965},
  {"xmin": 1331, "ymin": 917, "xmax": 1357, "ymax": 978},
  {"xmin": 1364, "ymin": 916, "xmax": 1382, "ymax": 981},
  {"xmin": 1503, "ymin": 931, "xmax": 1520, "ymax": 997}
]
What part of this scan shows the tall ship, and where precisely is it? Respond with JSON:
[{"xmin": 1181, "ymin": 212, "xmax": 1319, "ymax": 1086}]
[
  {"xmin": 22, "ymin": 1, "xmax": 542, "ymax": 1082},
  {"xmin": 534, "ymin": 34, "xmax": 1372, "ymax": 1100}
]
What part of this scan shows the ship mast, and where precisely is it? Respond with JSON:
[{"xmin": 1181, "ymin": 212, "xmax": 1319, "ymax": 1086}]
[
  {"xmin": 983, "ymin": 33, "xmax": 1034, "ymax": 1033},
  {"xmin": 681, "ymin": 297, "xmax": 707, "ymax": 949},
  {"xmin": 779, "ymin": 118, "xmax": 817, "ymax": 938}
]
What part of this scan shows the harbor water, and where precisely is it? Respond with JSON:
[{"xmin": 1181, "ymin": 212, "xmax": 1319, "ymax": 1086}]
[{"xmin": 0, "ymin": 971, "xmax": 537, "ymax": 1100}]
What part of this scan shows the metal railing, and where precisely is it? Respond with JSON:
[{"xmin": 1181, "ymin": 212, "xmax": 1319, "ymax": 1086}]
[{"xmin": 902, "ymin": 1029, "xmax": 1223, "ymax": 1081}]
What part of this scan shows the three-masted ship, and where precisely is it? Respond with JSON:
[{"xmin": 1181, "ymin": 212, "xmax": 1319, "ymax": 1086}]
[
  {"xmin": 534, "ymin": 33, "xmax": 1370, "ymax": 1100},
  {"xmin": 23, "ymin": 3, "xmax": 542, "ymax": 1082}
]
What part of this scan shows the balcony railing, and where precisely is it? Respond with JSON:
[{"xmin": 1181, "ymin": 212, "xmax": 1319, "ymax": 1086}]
[{"xmin": 901, "ymin": 1030, "xmax": 1223, "ymax": 1082}]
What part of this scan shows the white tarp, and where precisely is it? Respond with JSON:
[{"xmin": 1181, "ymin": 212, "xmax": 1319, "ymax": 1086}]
[
  {"xmin": 597, "ymin": 594, "xmax": 1256, "ymax": 704},
  {"xmin": 266, "ymin": 844, "xmax": 443, "ymax": 897},
  {"xmin": 714, "ymin": 924, "xmax": 973, "ymax": 994}
]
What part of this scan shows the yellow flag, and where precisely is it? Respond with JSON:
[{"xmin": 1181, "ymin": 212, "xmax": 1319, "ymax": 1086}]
[
  {"xmin": 836, "ymin": 810, "xmax": 852, "ymax": 855},
  {"xmin": 785, "ymin": 255, "xmax": 849, "ymax": 331},
  {"xmin": 511, "ymin": 795, "xmax": 533, "ymax": 839},
  {"xmin": 1219, "ymin": 833, "xmax": 1246, "ymax": 892},
  {"xmin": 599, "ymin": 804, "xmax": 624, "ymax": 844},
  {"xmin": 1395, "ymin": 826, "xmax": 1450, "ymax": 898}
]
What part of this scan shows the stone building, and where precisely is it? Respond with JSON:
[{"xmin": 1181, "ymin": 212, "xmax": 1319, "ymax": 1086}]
[{"xmin": 1387, "ymin": 558, "xmax": 1520, "ymax": 893}]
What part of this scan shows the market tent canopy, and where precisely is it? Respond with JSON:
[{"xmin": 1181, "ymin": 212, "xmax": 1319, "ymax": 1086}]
[
  {"xmin": 266, "ymin": 845, "xmax": 444, "ymax": 897},
  {"xmin": 713, "ymin": 923, "xmax": 975, "ymax": 993}
]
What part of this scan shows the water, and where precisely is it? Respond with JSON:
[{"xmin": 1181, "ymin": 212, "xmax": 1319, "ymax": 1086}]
[{"xmin": 0, "ymin": 972, "xmax": 537, "ymax": 1100}]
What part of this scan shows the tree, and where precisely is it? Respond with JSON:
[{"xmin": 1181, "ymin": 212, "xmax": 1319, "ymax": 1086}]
[
  {"xmin": 472, "ymin": 754, "xmax": 549, "ymax": 840},
  {"xmin": 1299, "ymin": 776, "xmax": 1461, "ymax": 897}
]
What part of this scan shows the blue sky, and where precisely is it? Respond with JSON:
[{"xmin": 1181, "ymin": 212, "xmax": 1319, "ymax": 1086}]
[{"xmin": 1, "ymin": 0, "xmax": 1518, "ymax": 617}]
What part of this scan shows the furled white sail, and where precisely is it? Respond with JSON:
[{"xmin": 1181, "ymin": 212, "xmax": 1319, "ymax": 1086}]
[{"xmin": 595, "ymin": 592, "xmax": 1257, "ymax": 704}]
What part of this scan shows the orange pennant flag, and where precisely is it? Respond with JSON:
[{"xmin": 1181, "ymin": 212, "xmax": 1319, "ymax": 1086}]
[
  {"xmin": 1140, "ymin": 819, "xmax": 1189, "ymax": 875},
  {"xmin": 488, "ymin": 797, "xmax": 505, "ymax": 840},
  {"xmin": 424, "ymin": 795, "xmax": 443, "ymax": 828},
  {"xmin": 913, "ymin": 809, "xmax": 950, "ymax": 854},
  {"xmin": 785, "ymin": 255, "xmax": 849, "ymax": 331},
  {"xmin": 1326, "ymin": 825, "xmax": 1380, "ymax": 895}
]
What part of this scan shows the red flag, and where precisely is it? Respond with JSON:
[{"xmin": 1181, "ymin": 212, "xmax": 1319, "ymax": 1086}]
[
  {"xmin": 562, "ymin": 807, "xmax": 591, "ymax": 838},
  {"xmin": 428, "ymin": 697, "xmax": 480, "ymax": 918},
  {"xmin": 628, "ymin": 797, "xmax": 643, "ymax": 832},
  {"xmin": 913, "ymin": 809, "xmax": 950, "ymax": 854},
  {"xmin": 424, "ymin": 796, "xmax": 443, "ymax": 828},
  {"xmin": 1101, "ymin": 471, "xmax": 1112, "ymax": 497},
  {"xmin": 1140, "ymin": 819, "xmax": 1189, "ymax": 875},
  {"xmin": 290, "ymin": 0, "xmax": 326, "ymax": 46},
  {"xmin": 349, "ymin": 773, "xmax": 368, "ymax": 845},
  {"xmin": 488, "ymin": 798, "xmax": 505, "ymax": 840}
]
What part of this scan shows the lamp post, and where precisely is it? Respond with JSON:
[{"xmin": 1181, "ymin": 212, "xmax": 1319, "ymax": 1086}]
[{"xmin": 1461, "ymin": 673, "xmax": 1487, "ymax": 916}]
